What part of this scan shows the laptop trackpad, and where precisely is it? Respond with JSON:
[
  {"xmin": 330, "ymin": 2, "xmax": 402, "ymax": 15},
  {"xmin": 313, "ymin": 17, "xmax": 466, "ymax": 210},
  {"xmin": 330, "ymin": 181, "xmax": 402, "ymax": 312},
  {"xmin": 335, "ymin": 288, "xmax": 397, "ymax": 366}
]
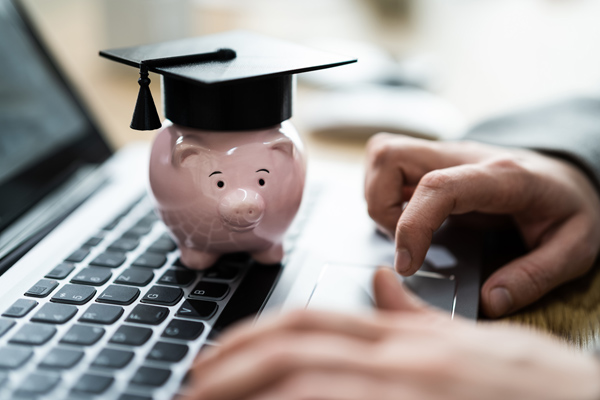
[{"xmin": 306, "ymin": 264, "xmax": 456, "ymax": 314}]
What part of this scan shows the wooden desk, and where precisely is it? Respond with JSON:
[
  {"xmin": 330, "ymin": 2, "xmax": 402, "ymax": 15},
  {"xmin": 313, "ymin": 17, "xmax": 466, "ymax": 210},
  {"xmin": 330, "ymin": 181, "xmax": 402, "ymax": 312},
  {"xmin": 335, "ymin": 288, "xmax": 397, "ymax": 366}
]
[{"xmin": 20, "ymin": 0, "xmax": 600, "ymax": 345}]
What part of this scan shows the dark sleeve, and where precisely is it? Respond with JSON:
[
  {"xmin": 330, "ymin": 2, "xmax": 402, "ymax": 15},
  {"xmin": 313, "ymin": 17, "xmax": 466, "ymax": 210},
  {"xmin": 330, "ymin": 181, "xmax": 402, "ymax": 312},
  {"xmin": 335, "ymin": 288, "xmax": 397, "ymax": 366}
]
[{"xmin": 463, "ymin": 97, "xmax": 600, "ymax": 190}]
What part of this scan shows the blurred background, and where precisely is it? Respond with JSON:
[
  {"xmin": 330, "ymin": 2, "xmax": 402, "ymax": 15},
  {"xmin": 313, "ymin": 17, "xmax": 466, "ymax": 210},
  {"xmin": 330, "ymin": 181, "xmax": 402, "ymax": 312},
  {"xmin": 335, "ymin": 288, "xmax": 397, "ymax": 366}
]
[{"xmin": 19, "ymin": 0, "xmax": 600, "ymax": 162}]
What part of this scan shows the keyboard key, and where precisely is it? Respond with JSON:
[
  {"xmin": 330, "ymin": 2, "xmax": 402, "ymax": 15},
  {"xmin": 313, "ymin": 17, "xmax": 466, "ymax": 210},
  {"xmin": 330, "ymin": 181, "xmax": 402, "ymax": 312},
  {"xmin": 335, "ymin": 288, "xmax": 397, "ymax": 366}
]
[
  {"xmin": 132, "ymin": 252, "xmax": 166, "ymax": 269},
  {"xmin": 209, "ymin": 262, "xmax": 281, "ymax": 340},
  {"xmin": 92, "ymin": 348, "xmax": 134, "ymax": 369},
  {"xmin": 0, "ymin": 371, "xmax": 7, "ymax": 387},
  {"xmin": 189, "ymin": 281, "xmax": 229, "ymax": 299},
  {"xmin": 3, "ymin": 299, "xmax": 37, "ymax": 318},
  {"xmin": 130, "ymin": 366, "xmax": 171, "ymax": 387},
  {"xmin": 65, "ymin": 248, "xmax": 90, "ymax": 262},
  {"xmin": 60, "ymin": 324, "xmax": 105, "ymax": 346},
  {"xmin": 216, "ymin": 252, "xmax": 252, "ymax": 266},
  {"xmin": 97, "ymin": 285, "xmax": 140, "ymax": 305},
  {"xmin": 103, "ymin": 218, "xmax": 121, "ymax": 231},
  {"xmin": 84, "ymin": 234, "xmax": 104, "ymax": 247},
  {"xmin": 141, "ymin": 285, "xmax": 183, "ymax": 306},
  {"xmin": 51, "ymin": 284, "xmax": 96, "ymax": 305},
  {"xmin": 115, "ymin": 268, "xmax": 154, "ymax": 287},
  {"xmin": 79, "ymin": 304, "xmax": 124, "ymax": 324},
  {"xmin": 71, "ymin": 267, "xmax": 112, "ymax": 286},
  {"xmin": 147, "ymin": 341, "xmax": 189, "ymax": 363},
  {"xmin": 172, "ymin": 258, "xmax": 188, "ymax": 268},
  {"xmin": 25, "ymin": 279, "xmax": 58, "ymax": 298},
  {"xmin": 203, "ymin": 262, "xmax": 240, "ymax": 281},
  {"xmin": 31, "ymin": 303, "xmax": 77, "ymax": 324},
  {"xmin": 72, "ymin": 373, "xmax": 114, "ymax": 394},
  {"xmin": 126, "ymin": 304, "xmax": 169, "ymax": 325},
  {"xmin": 108, "ymin": 237, "xmax": 140, "ymax": 252},
  {"xmin": 158, "ymin": 269, "xmax": 196, "ymax": 287},
  {"xmin": 119, "ymin": 394, "xmax": 153, "ymax": 400},
  {"xmin": 176, "ymin": 300, "xmax": 218, "ymax": 320},
  {"xmin": 140, "ymin": 211, "xmax": 159, "ymax": 223},
  {"xmin": 123, "ymin": 223, "xmax": 153, "ymax": 238},
  {"xmin": 109, "ymin": 325, "xmax": 152, "ymax": 346},
  {"xmin": 148, "ymin": 237, "xmax": 176, "ymax": 254},
  {"xmin": 0, "ymin": 346, "xmax": 33, "ymax": 369},
  {"xmin": 10, "ymin": 323, "xmax": 56, "ymax": 345},
  {"xmin": 39, "ymin": 347, "xmax": 84, "ymax": 369},
  {"xmin": 162, "ymin": 319, "xmax": 205, "ymax": 341},
  {"xmin": 14, "ymin": 372, "xmax": 60, "ymax": 396},
  {"xmin": 90, "ymin": 251, "xmax": 127, "ymax": 268},
  {"xmin": 0, "ymin": 319, "xmax": 16, "ymax": 337},
  {"xmin": 45, "ymin": 262, "xmax": 75, "ymax": 279}
]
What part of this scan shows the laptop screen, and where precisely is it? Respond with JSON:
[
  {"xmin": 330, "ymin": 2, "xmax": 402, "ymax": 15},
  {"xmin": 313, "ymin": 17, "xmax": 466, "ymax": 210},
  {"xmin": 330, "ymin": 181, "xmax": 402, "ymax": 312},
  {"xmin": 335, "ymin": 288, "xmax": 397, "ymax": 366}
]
[{"xmin": 0, "ymin": 0, "xmax": 112, "ymax": 232}]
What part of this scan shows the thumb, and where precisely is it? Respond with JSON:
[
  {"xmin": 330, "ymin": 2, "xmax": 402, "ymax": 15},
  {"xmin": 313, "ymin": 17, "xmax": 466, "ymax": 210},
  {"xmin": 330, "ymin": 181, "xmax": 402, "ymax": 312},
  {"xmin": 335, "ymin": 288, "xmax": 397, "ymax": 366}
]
[
  {"xmin": 373, "ymin": 268, "xmax": 429, "ymax": 313},
  {"xmin": 481, "ymin": 218, "xmax": 596, "ymax": 317}
]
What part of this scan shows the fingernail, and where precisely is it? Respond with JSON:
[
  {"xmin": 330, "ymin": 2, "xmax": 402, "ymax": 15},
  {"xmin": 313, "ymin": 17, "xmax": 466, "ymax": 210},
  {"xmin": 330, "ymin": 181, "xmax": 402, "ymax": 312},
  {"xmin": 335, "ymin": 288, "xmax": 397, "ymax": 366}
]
[
  {"xmin": 489, "ymin": 287, "xmax": 513, "ymax": 316},
  {"xmin": 395, "ymin": 248, "xmax": 412, "ymax": 274}
]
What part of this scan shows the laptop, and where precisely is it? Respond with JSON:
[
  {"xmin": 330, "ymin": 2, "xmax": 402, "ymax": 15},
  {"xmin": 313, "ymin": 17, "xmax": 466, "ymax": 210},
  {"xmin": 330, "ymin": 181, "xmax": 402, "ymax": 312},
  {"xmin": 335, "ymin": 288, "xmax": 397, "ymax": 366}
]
[{"xmin": 0, "ymin": 0, "xmax": 482, "ymax": 399}]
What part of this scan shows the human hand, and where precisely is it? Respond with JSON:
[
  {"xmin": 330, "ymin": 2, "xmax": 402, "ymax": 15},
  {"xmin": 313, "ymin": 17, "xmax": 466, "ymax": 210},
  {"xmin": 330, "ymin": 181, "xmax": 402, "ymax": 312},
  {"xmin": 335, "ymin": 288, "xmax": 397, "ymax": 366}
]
[
  {"xmin": 364, "ymin": 133, "xmax": 600, "ymax": 317},
  {"xmin": 181, "ymin": 269, "xmax": 600, "ymax": 400}
]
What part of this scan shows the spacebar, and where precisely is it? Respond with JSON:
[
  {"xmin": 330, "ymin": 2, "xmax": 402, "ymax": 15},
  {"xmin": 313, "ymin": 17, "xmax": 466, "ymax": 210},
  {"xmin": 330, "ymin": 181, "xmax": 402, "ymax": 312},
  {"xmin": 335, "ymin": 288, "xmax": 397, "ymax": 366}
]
[{"xmin": 208, "ymin": 262, "xmax": 282, "ymax": 339}]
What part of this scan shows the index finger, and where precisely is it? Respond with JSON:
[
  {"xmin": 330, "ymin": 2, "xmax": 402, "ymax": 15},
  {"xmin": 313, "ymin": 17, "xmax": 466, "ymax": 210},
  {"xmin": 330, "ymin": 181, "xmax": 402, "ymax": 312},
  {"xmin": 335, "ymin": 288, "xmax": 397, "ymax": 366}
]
[
  {"xmin": 394, "ymin": 157, "xmax": 533, "ymax": 275},
  {"xmin": 364, "ymin": 135, "xmax": 486, "ymax": 234}
]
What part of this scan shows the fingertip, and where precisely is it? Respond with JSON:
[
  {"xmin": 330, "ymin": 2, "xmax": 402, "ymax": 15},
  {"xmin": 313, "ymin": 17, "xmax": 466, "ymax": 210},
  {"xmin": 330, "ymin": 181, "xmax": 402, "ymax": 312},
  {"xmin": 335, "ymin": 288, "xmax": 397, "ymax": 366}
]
[
  {"xmin": 394, "ymin": 248, "xmax": 413, "ymax": 275},
  {"xmin": 373, "ymin": 268, "xmax": 403, "ymax": 311},
  {"xmin": 481, "ymin": 285, "xmax": 514, "ymax": 318},
  {"xmin": 374, "ymin": 268, "xmax": 428, "ymax": 313}
]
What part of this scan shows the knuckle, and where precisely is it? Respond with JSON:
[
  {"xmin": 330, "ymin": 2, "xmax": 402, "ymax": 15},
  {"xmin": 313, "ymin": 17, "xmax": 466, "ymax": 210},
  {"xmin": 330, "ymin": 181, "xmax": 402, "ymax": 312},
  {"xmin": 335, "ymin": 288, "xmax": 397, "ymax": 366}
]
[
  {"xmin": 518, "ymin": 259, "xmax": 550, "ymax": 299},
  {"xmin": 419, "ymin": 170, "xmax": 455, "ymax": 192},
  {"xmin": 485, "ymin": 154, "xmax": 529, "ymax": 176},
  {"xmin": 367, "ymin": 134, "xmax": 420, "ymax": 168},
  {"xmin": 282, "ymin": 309, "xmax": 313, "ymax": 328},
  {"xmin": 396, "ymin": 216, "xmax": 433, "ymax": 245},
  {"xmin": 366, "ymin": 202, "xmax": 388, "ymax": 225},
  {"xmin": 368, "ymin": 140, "xmax": 396, "ymax": 168},
  {"xmin": 366, "ymin": 132, "xmax": 390, "ymax": 147}
]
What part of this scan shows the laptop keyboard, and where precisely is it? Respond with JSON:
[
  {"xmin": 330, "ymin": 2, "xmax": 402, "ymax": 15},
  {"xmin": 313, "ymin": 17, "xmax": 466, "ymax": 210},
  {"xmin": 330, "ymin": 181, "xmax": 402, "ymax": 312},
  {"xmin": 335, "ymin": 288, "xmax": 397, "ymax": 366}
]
[{"xmin": 0, "ymin": 192, "xmax": 312, "ymax": 399}]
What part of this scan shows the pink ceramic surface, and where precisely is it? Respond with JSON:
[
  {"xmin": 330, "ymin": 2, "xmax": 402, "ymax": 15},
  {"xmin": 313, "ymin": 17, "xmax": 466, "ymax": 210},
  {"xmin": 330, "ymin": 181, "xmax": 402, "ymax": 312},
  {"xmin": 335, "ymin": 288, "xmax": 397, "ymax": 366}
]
[{"xmin": 149, "ymin": 120, "xmax": 306, "ymax": 269}]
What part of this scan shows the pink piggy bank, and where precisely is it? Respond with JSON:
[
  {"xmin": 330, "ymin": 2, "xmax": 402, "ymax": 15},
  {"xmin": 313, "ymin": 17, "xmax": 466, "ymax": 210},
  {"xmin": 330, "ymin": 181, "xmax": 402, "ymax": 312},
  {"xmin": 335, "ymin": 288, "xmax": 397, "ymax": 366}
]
[{"xmin": 149, "ymin": 120, "xmax": 306, "ymax": 269}]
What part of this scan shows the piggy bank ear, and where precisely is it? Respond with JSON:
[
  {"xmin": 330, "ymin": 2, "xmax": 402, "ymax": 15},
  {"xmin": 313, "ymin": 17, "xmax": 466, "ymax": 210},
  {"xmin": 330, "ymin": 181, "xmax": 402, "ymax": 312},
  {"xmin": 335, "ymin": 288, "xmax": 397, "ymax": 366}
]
[
  {"xmin": 172, "ymin": 136, "xmax": 205, "ymax": 169},
  {"xmin": 269, "ymin": 137, "xmax": 294, "ymax": 157}
]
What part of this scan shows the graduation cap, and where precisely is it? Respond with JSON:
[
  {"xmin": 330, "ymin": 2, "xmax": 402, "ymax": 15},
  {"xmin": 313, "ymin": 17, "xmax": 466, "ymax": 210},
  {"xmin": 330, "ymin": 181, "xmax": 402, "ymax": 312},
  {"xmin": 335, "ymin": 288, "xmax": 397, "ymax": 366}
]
[{"xmin": 100, "ymin": 30, "xmax": 356, "ymax": 131}]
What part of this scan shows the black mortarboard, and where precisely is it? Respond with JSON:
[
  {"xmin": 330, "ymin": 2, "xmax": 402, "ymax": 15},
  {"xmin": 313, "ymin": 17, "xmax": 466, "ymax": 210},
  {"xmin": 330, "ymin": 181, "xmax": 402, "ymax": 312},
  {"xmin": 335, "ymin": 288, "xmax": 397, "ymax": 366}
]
[{"xmin": 100, "ymin": 30, "xmax": 356, "ymax": 131}]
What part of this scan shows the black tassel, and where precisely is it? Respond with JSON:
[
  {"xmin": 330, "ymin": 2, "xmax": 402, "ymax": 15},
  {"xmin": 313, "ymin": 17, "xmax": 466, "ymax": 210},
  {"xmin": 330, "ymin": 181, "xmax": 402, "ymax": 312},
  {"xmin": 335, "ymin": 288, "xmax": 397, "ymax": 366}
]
[{"xmin": 130, "ymin": 65, "xmax": 161, "ymax": 131}]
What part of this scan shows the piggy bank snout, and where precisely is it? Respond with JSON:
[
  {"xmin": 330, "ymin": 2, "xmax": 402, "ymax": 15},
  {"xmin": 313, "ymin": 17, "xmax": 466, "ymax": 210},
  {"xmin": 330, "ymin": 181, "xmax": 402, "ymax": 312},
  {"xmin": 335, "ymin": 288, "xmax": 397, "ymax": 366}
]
[{"xmin": 218, "ymin": 189, "xmax": 265, "ymax": 231}]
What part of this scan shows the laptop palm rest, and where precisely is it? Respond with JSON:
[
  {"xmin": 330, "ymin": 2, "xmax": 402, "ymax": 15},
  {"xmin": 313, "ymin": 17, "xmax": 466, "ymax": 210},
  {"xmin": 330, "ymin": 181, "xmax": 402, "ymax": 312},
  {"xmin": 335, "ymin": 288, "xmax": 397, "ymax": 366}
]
[{"xmin": 306, "ymin": 263, "xmax": 456, "ymax": 315}]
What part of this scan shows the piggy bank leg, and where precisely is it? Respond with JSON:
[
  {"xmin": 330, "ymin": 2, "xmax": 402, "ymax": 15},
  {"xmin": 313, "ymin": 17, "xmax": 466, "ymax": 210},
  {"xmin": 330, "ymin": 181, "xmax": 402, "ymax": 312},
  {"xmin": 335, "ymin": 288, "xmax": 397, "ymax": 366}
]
[
  {"xmin": 251, "ymin": 243, "xmax": 284, "ymax": 265},
  {"xmin": 179, "ymin": 246, "xmax": 219, "ymax": 270}
]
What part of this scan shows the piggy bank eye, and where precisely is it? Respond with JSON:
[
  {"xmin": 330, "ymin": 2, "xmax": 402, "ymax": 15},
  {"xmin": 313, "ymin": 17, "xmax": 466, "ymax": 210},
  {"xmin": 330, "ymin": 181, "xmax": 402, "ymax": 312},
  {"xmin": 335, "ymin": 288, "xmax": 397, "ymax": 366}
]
[
  {"xmin": 258, "ymin": 178, "xmax": 265, "ymax": 186},
  {"xmin": 217, "ymin": 181, "xmax": 225, "ymax": 188}
]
